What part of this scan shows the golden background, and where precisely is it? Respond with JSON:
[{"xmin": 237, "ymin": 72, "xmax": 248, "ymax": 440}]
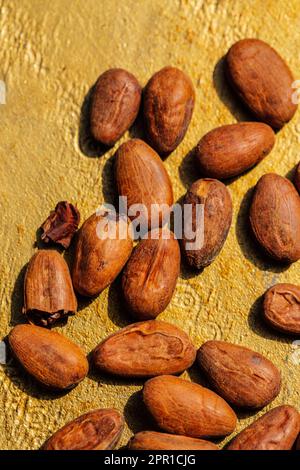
[{"xmin": 0, "ymin": 0, "xmax": 300, "ymax": 450}]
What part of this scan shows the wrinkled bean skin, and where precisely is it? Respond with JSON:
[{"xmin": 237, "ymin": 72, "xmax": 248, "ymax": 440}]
[
  {"xmin": 143, "ymin": 375, "xmax": 237, "ymax": 438},
  {"xmin": 197, "ymin": 340, "xmax": 281, "ymax": 409},
  {"xmin": 181, "ymin": 179, "xmax": 232, "ymax": 269},
  {"xmin": 90, "ymin": 69, "xmax": 141, "ymax": 146},
  {"xmin": 143, "ymin": 66, "xmax": 195, "ymax": 155},
  {"xmin": 249, "ymin": 173, "xmax": 300, "ymax": 263},
  {"xmin": 121, "ymin": 228, "xmax": 180, "ymax": 320},
  {"xmin": 263, "ymin": 283, "xmax": 300, "ymax": 335},
  {"xmin": 227, "ymin": 406, "xmax": 300, "ymax": 450},
  {"xmin": 226, "ymin": 39, "xmax": 297, "ymax": 129},
  {"xmin": 42, "ymin": 409, "xmax": 124, "ymax": 450},
  {"xmin": 115, "ymin": 139, "xmax": 173, "ymax": 230},
  {"xmin": 93, "ymin": 320, "xmax": 196, "ymax": 377},
  {"xmin": 23, "ymin": 249, "xmax": 77, "ymax": 327}
]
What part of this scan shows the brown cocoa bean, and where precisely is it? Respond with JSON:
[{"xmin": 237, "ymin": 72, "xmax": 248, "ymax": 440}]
[
  {"xmin": 263, "ymin": 283, "xmax": 300, "ymax": 335},
  {"xmin": 72, "ymin": 211, "xmax": 133, "ymax": 297},
  {"xmin": 197, "ymin": 340, "xmax": 281, "ymax": 409},
  {"xmin": 43, "ymin": 409, "xmax": 124, "ymax": 450},
  {"xmin": 195, "ymin": 122, "xmax": 275, "ymax": 180},
  {"xmin": 128, "ymin": 431, "xmax": 219, "ymax": 450},
  {"xmin": 90, "ymin": 69, "xmax": 141, "ymax": 146},
  {"xmin": 115, "ymin": 139, "xmax": 173, "ymax": 230},
  {"xmin": 227, "ymin": 405, "xmax": 300, "ymax": 450},
  {"xmin": 143, "ymin": 66, "xmax": 195, "ymax": 155},
  {"xmin": 122, "ymin": 228, "xmax": 180, "ymax": 320},
  {"xmin": 181, "ymin": 178, "xmax": 232, "ymax": 269},
  {"xmin": 143, "ymin": 375, "xmax": 237, "ymax": 438},
  {"xmin": 93, "ymin": 320, "xmax": 196, "ymax": 377},
  {"xmin": 249, "ymin": 173, "xmax": 300, "ymax": 262},
  {"xmin": 23, "ymin": 250, "xmax": 77, "ymax": 327},
  {"xmin": 226, "ymin": 39, "xmax": 297, "ymax": 128},
  {"xmin": 9, "ymin": 324, "xmax": 88, "ymax": 390}
]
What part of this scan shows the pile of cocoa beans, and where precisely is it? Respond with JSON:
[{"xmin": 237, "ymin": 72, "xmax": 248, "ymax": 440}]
[{"xmin": 7, "ymin": 38, "xmax": 300, "ymax": 451}]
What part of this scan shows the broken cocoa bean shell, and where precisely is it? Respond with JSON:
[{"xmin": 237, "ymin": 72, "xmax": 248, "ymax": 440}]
[
  {"xmin": 40, "ymin": 201, "xmax": 80, "ymax": 249},
  {"xmin": 23, "ymin": 250, "xmax": 77, "ymax": 327}
]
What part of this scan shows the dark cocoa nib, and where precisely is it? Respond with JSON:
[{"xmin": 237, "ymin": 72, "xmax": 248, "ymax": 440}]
[
  {"xmin": 40, "ymin": 201, "xmax": 80, "ymax": 249},
  {"xmin": 25, "ymin": 309, "xmax": 75, "ymax": 327}
]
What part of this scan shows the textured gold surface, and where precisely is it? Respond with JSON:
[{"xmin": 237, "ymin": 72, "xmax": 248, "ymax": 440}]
[{"xmin": 0, "ymin": 0, "xmax": 300, "ymax": 450}]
